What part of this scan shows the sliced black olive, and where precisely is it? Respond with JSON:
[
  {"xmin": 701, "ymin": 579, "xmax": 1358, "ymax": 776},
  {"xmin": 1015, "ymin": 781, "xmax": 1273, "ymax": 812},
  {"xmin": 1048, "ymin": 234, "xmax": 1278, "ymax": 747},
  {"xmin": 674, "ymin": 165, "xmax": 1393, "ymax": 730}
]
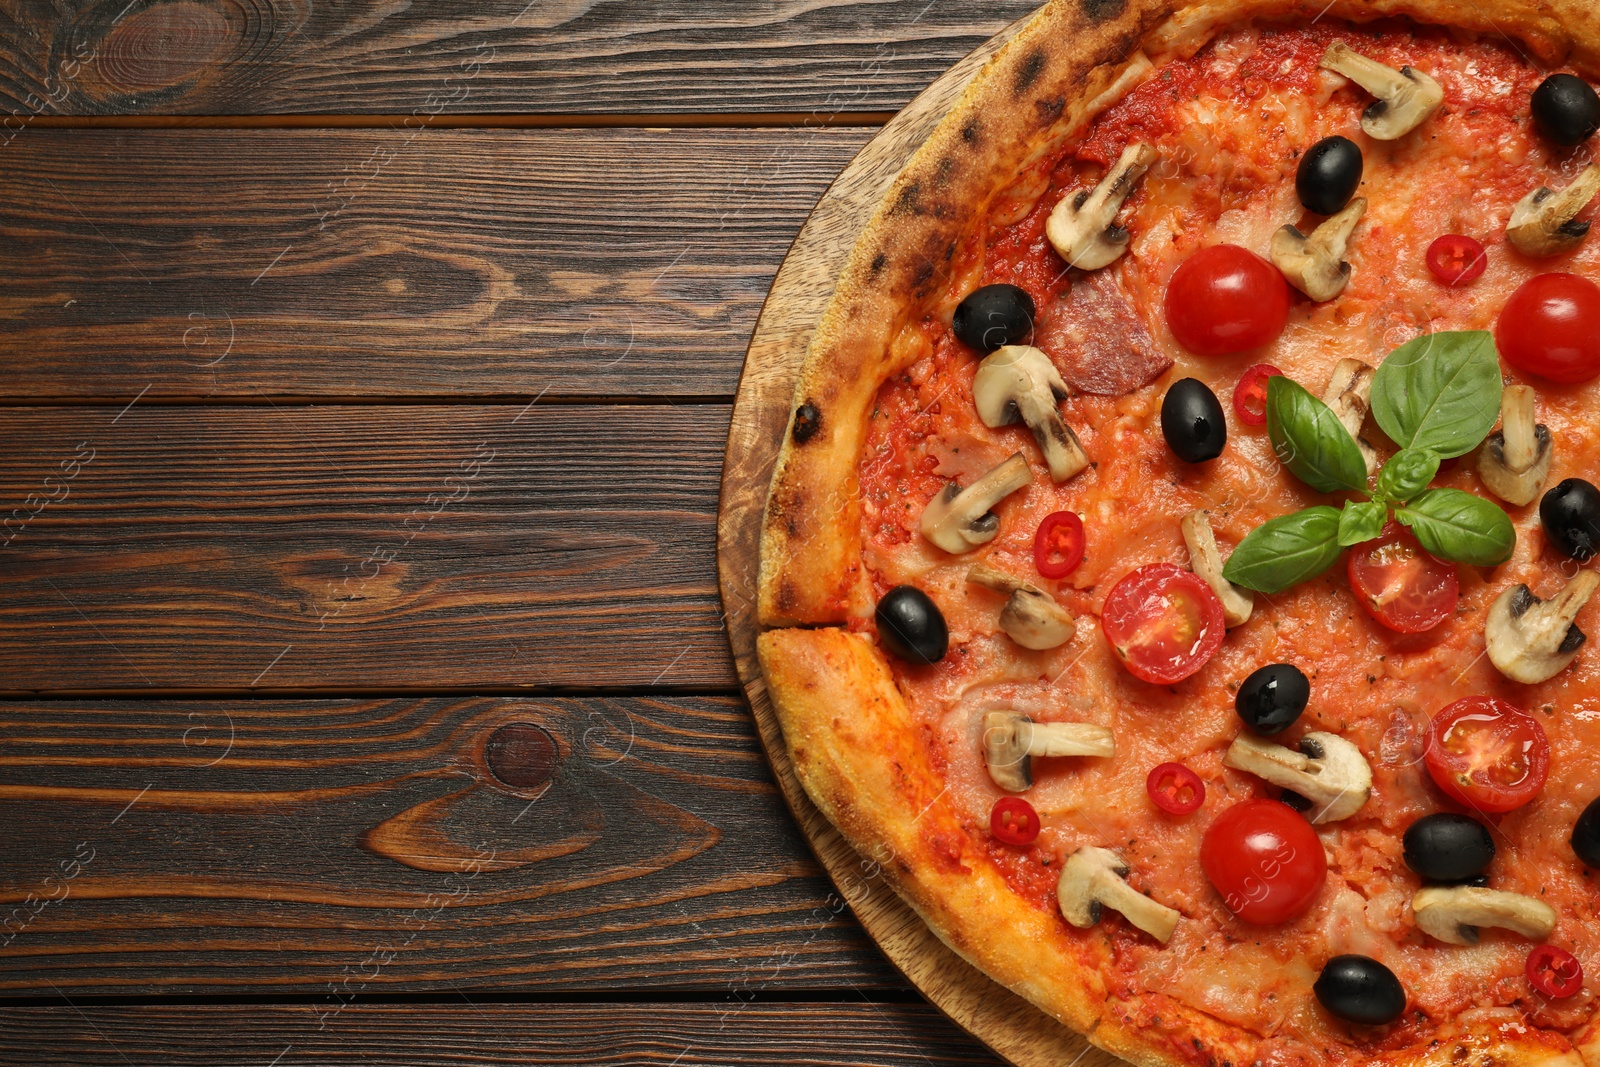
[
  {"xmin": 1296, "ymin": 136, "xmax": 1364, "ymax": 216},
  {"xmin": 1403, "ymin": 813, "xmax": 1495, "ymax": 883},
  {"xmin": 875, "ymin": 586, "xmax": 949, "ymax": 665},
  {"xmin": 1235, "ymin": 663, "xmax": 1309, "ymax": 736},
  {"xmin": 1532, "ymin": 74, "xmax": 1600, "ymax": 147},
  {"xmin": 952, "ymin": 284, "xmax": 1036, "ymax": 353},
  {"xmin": 1314, "ymin": 954, "xmax": 1407, "ymax": 1026},
  {"xmin": 1540, "ymin": 478, "xmax": 1600, "ymax": 561},
  {"xmin": 1572, "ymin": 795, "xmax": 1600, "ymax": 868},
  {"xmin": 1161, "ymin": 378, "xmax": 1226, "ymax": 463}
]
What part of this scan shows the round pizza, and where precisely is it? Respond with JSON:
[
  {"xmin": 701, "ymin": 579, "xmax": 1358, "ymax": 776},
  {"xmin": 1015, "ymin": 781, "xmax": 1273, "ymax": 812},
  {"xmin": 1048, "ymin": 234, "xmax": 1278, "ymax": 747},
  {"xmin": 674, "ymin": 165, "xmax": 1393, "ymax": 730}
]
[{"xmin": 753, "ymin": 2, "xmax": 1600, "ymax": 1065}]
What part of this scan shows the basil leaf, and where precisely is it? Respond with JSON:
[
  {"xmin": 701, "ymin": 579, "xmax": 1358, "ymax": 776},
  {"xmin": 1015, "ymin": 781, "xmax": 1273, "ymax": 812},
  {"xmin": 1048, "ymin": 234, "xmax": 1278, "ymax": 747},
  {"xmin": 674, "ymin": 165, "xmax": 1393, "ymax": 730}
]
[
  {"xmin": 1374, "ymin": 448, "xmax": 1440, "ymax": 504},
  {"xmin": 1267, "ymin": 377, "xmax": 1368, "ymax": 494},
  {"xmin": 1395, "ymin": 488, "xmax": 1516, "ymax": 566},
  {"xmin": 1337, "ymin": 500, "xmax": 1388, "ymax": 547},
  {"xmin": 1222, "ymin": 506, "xmax": 1345, "ymax": 593},
  {"xmin": 1371, "ymin": 331, "xmax": 1503, "ymax": 459}
]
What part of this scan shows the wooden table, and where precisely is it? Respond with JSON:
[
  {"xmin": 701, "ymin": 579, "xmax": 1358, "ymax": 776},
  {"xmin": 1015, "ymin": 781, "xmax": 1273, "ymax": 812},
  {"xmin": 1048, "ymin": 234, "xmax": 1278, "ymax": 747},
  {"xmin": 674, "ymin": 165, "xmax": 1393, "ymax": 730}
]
[{"xmin": 0, "ymin": 3, "xmax": 1044, "ymax": 1063}]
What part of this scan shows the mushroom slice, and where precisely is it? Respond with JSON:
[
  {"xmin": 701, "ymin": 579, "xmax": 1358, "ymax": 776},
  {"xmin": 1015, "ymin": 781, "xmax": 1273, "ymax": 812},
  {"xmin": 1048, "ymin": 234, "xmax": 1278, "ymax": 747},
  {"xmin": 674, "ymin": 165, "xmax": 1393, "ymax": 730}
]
[
  {"xmin": 1222, "ymin": 731, "xmax": 1372, "ymax": 824},
  {"xmin": 1045, "ymin": 143, "xmax": 1160, "ymax": 271},
  {"xmin": 1507, "ymin": 164, "xmax": 1600, "ymax": 258},
  {"xmin": 919, "ymin": 453, "xmax": 1032, "ymax": 554},
  {"xmin": 967, "ymin": 562, "xmax": 1076, "ymax": 650},
  {"xmin": 981, "ymin": 710, "xmax": 1113, "ymax": 793},
  {"xmin": 1181, "ymin": 510, "xmax": 1252, "ymax": 627},
  {"xmin": 1412, "ymin": 886, "xmax": 1556, "ymax": 946},
  {"xmin": 1271, "ymin": 198, "xmax": 1367, "ymax": 302},
  {"xmin": 1058, "ymin": 846, "xmax": 1181, "ymax": 943},
  {"xmin": 973, "ymin": 346, "xmax": 1089, "ymax": 483},
  {"xmin": 1477, "ymin": 385, "xmax": 1553, "ymax": 507},
  {"xmin": 1486, "ymin": 571, "xmax": 1600, "ymax": 684},
  {"xmin": 1319, "ymin": 42, "xmax": 1443, "ymax": 140},
  {"xmin": 1321, "ymin": 358, "xmax": 1379, "ymax": 475}
]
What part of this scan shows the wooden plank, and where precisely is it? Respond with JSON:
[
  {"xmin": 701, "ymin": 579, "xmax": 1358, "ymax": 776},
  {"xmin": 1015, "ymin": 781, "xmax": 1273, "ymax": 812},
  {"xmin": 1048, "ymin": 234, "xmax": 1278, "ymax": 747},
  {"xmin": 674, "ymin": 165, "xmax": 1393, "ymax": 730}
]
[
  {"xmin": 0, "ymin": 128, "xmax": 870, "ymax": 401},
  {"xmin": 0, "ymin": 695, "xmax": 903, "ymax": 995},
  {"xmin": 0, "ymin": 1, "xmax": 1039, "ymax": 117},
  {"xmin": 0, "ymin": 404, "xmax": 740, "ymax": 691}
]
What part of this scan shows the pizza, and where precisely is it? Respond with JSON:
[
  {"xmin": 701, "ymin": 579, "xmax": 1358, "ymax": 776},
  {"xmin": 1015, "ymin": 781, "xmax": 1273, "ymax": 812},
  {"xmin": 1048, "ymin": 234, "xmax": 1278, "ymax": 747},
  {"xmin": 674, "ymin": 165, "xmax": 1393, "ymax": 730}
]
[{"xmin": 752, "ymin": 2, "xmax": 1600, "ymax": 1066}]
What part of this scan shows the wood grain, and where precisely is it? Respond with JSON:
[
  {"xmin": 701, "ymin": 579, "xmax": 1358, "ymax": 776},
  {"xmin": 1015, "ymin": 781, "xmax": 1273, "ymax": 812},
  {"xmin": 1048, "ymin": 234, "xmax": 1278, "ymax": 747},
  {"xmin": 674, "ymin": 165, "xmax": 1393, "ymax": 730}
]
[
  {"xmin": 0, "ymin": 0, "xmax": 1043, "ymax": 117},
  {"xmin": 0, "ymin": 695, "xmax": 901, "ymax": 995},
  {"xmin": 0, "ymin": 404, "xmax": 739, "ymax": 691},
  {"xmin": 0, "ymin": 128, "xmax": 872, "ymax": 401}
]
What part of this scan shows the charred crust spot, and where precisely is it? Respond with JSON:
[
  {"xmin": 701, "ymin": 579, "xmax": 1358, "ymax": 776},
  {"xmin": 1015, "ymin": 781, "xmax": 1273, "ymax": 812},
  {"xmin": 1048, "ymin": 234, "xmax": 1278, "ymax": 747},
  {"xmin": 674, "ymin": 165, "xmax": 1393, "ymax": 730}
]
[
  {"xmin": 1036, "ymin": 96, "xmax": 1065, "ymax": 121},
  {"xmin": 870, "ymin": 252, "xmax": 887, "ymax": 275},
  {"xmin": 792, "ymin": 401, "xmax": 822, "ymax": 443},
  {"xmin": 1082, "ymin": 0, "xmax": 1127, "ymax": 20},
  {"xmin": 1014, "ymin": 49, "xmax": 1047, "ymax": 95},
  {"xmin": 913, "ymin": 261, "xmax": 936, "ymax": 289},
  {"xmin": 944, "ymin": 240, "xmax": 956, "ymax": 261},
  {"xmin": 961, "ymin": 119, "xmax": 980, "ymax": 143},
  {"xmin": 935, "ymin": 155, "xmax": 956, "ymax": 186},
  {"xmin": 894, "ymin": 181, "xmax": 922, "ymax": 215}
]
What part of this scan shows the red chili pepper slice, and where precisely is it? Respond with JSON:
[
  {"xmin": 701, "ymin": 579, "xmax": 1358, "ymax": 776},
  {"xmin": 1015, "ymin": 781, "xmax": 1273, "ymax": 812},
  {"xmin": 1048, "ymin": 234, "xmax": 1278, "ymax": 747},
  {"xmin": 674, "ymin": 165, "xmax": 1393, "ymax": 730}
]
[
  {"xmin": 1146, "ymin": 762, "xmax": 1205, "ymax": 815},
  {"xmin": 1034, "ymin": 511, "xmax": 1086, "ymax": 580},
  {"xmin": 1232, "ymin": 363, "xmax": 1282, "ymax": 427},
  {"xmin": 990, "ymin": 796, "xmax": 1041, "ymax": 845},
  {"xmin": 1426, "ymin": 235, "xmax": 1488, "ymax": 286},
  {"xmin": 1527, "ymin": 944, "xmax": 1584, "ymax": 998}
]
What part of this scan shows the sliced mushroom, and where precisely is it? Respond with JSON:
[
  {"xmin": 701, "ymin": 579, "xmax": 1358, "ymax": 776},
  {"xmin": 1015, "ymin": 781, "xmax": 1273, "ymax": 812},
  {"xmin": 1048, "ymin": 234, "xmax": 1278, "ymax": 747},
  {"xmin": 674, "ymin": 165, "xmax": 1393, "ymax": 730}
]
[
  {"xmin": 981, "ymin": 710, "xmax": 1113, "ymax": 793},
  {"xmin": 919, "ymin": 453, "xmax": 1032, "ymax": 554},
  {"xmin": 1181, "ymin": 510, "xmax": 1252, "ymax": 627},
  {"xmin": 967, "ymin": 562, "xmax": 1076, "ymax": 650},
  {"xmin": 1477, "ymin": 385, "xmax": 1552, "ymax": 507},
  {"xmin": 1507, "ymin": 164, "xmax": 1600, "ymax": 258},
  {"xmin": 1223, "ymin": 731, "xmax": 1372, "ymax": 824},
  {"xmin": 1058, "ymin": 846, "xmax": 1181, "ymax": 943},
  {"xmin": 1319, "ymin": 42, "xmax": 1443, "ymax": 140},
  {"xmin": 1271, "ymin": 198, "xmax": 1367, "ymax": 302},
  {"xmin": 1412, "ymin": 886, "xmax": 1556, "ymax": 946},
  {"xmin": 972, "ymin": 346, "xmax": 1089, "ymax": 483},
  {"xmin": 1045, "ymin": 142, "xmax": 1159, "ymax": 271},
  {"xmin": 1321, "ymin": 358, "xmax": 1379, "ymax": 475},
  {"xmin": 1486, "ymin": 571, "xmax": 1600, "ymax": 684}
]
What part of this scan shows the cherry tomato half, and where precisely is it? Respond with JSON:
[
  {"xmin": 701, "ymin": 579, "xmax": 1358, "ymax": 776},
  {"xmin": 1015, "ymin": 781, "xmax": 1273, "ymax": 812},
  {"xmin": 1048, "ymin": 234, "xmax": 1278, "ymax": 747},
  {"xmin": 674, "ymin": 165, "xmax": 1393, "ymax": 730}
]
[
  {"xmin": 1232, "ymin": 363, "xmax": 1283, "ymax": 427},
  {"xmin": 1147, "ymin": 762, "xmax": 1205, "ymax": 815},
  {"xmin": 1426, "ymin": 235, "xmax": 1488, "ymax": 286},
  {"xmin": 1425, "ymin": 696, "xmax": 1550, "ymax": 814},
  {"xmin": 1101, "ymin": 563, "xmax": 1226, "ymax": 684},
  {"xmin": 1496, "ymin": 273, "xmax": 1600, "ymax": 384},
  {"xmin": 1165, "ymin": 245, "xmax": 1291, "ymax": 357},
  {"xmin": 1034, "ymin": 512, "xmax": 1086, "ymax": 580},
  {"xmin": 1201, "ymin": 799, "xmax": 1327, "ymax": 924},
  {"xmin": 1527, "ymin": 945, "xmax": 1585, "ymax": 999},
  {"xmin": 1348, "ymin": 526, "xmax": 1459, "ymax": 633},
  {"xmin": 990, "ymin": 796, "xmax": 1041, "ymax": 846}
]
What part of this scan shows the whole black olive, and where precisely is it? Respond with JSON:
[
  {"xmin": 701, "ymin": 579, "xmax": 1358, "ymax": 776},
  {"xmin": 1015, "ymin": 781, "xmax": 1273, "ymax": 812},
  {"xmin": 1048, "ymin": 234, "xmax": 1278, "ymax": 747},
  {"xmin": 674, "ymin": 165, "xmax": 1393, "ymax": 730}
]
[
  {"xmin": 1314, "ymin": 955, "xmax": 1407, "ymax": 1026},
  {"xmin": 1532, "ymin": 74, "xmax": 1600, "ymax": 147},
  {"xmin": 952, "ymin": 284, "xmax": 1036, "ymax": 353},
  {"xmin": 875, "ymin": 586, "xmax": 948, "ymax": 665},
  {"xmin": 1235, "ymin": 663, "xmax": 1310, "ymax": 735},
  {"xmin": 1540, "ymin": 478, "xmax": 1600, "ymax": 561},
  {"xmin": 1402, "ymin": 813, "xmax": 1495, "ymax": 883},
  {"xmin": 1161, "ymin": 378, "xmax": 1226, "ymax": 463},
  {"xmin": 1296, "ymin": 136, "xmax": 1364, "ymax": 216},
  {"xmin": 1572, "ymin": 795, "xmax": 1600, "ymax": 868}
]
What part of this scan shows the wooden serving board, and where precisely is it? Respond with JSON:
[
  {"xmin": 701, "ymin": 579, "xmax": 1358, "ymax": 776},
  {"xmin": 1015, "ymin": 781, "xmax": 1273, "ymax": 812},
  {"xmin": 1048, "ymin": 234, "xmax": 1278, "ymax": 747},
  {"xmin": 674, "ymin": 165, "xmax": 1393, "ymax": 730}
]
[{"xmin": 715, "ymin": 10, "xmax": 1124, "ymax": 1067}]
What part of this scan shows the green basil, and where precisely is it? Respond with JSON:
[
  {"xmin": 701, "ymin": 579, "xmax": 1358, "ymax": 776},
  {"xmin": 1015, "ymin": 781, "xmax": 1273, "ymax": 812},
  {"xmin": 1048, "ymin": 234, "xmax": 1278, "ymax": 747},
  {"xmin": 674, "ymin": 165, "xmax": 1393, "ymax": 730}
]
[
  {"xmin": 1267, "ymin": 377, "xmax": 1368, "ymax": 494},
  {"xmin": 1371, "ymin": 331, "xmax": 1502, "ymax": 459},
  {"xmin": 1222, "ymin": 506, "xmax": 1345, "ymax": 593},
  {"xmin": 1374, "ymin": 448, "xmax": 1440, "ymax": 504},
  {"xmin": 1337, "ymin": 500, "xmax": 1388, "ymax": 547},
  {"xmin": 1395, "ymin": 488, "xmax": 1516, "ymax": 566}
]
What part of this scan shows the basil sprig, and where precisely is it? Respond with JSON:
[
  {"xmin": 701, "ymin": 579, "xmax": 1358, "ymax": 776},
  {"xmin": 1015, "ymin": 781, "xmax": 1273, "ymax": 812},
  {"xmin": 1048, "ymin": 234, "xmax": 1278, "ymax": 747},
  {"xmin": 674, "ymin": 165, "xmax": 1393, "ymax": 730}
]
[{"xmin": 1222, "ymin": 330, "xmax": 1515, "ymax": 594}]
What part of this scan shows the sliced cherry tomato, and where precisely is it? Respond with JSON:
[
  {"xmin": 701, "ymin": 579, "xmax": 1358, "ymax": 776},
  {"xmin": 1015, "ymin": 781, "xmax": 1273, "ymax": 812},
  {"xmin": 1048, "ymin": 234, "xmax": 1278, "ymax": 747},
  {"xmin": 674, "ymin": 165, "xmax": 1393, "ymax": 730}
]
[
  {"xmin": 1348, "ymin": 525, "xmax": 1459, "ymax": 633},
  {"xmin": 1496, "ymin": 273, "xmax": 1600, "ymax": 384},
  {"xmin": 1034, "ymin": 512, "xmax": 1086, "ymax": 579},
  {"xmin": 1147, "ymin": 762, "xmax": 1205, "ymax": 815},
  {"xmin": 1231, "ymin": 363, "xmax": 1282, "ymax": 427},
  {"xmin": 1201, "ymin": 799, "xmax": 1326, "ymax": 924},
  {"xmin": 990, "ymin": 796, "xmax": 1041, "ymax": 846},
  {"xmin": 1527, "ymin": 945, "xmax": 1585, "ymax": 998},
  {"xmin": 1165, "ymin": 245, "xmax": 1291, "ymax": 357},
  {"xmin": 1426, "ymin": 234, "xmax": 1488, "ymax": 285},
  {"xmin": 1425, "ymin": 696, "xmax": 1550, "ymax": 814},
  {"xmin": 1101, "ymin": 562, "xmax": 1226, "ymax": 685}
]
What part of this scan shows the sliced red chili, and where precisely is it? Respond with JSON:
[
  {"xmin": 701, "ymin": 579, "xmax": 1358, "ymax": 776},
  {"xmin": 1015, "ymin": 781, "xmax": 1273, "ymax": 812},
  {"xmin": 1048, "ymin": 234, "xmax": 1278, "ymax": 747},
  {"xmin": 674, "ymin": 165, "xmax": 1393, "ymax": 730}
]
[
  {"xmin": 1426, "ymin": 235, "xmax": 1488, "ymax": 286},
  {"xmin": 1527, "ymin": 944, "xmax": 1584, "ymax": 998},
  {"xmin": 1034, "ymin": 511, "xmax": 1086, "ymax": 580},
  {"xmin": 1232, "ymin": 363, "xmax": 1282, "ymax": 427},
  {"xmin": 990, "ymin": 796, "xmax": 1041, "ymax": 846},
  {"xmin": 1147, "ymin": 762, "xmax": 1205, "ymax": 815}
]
